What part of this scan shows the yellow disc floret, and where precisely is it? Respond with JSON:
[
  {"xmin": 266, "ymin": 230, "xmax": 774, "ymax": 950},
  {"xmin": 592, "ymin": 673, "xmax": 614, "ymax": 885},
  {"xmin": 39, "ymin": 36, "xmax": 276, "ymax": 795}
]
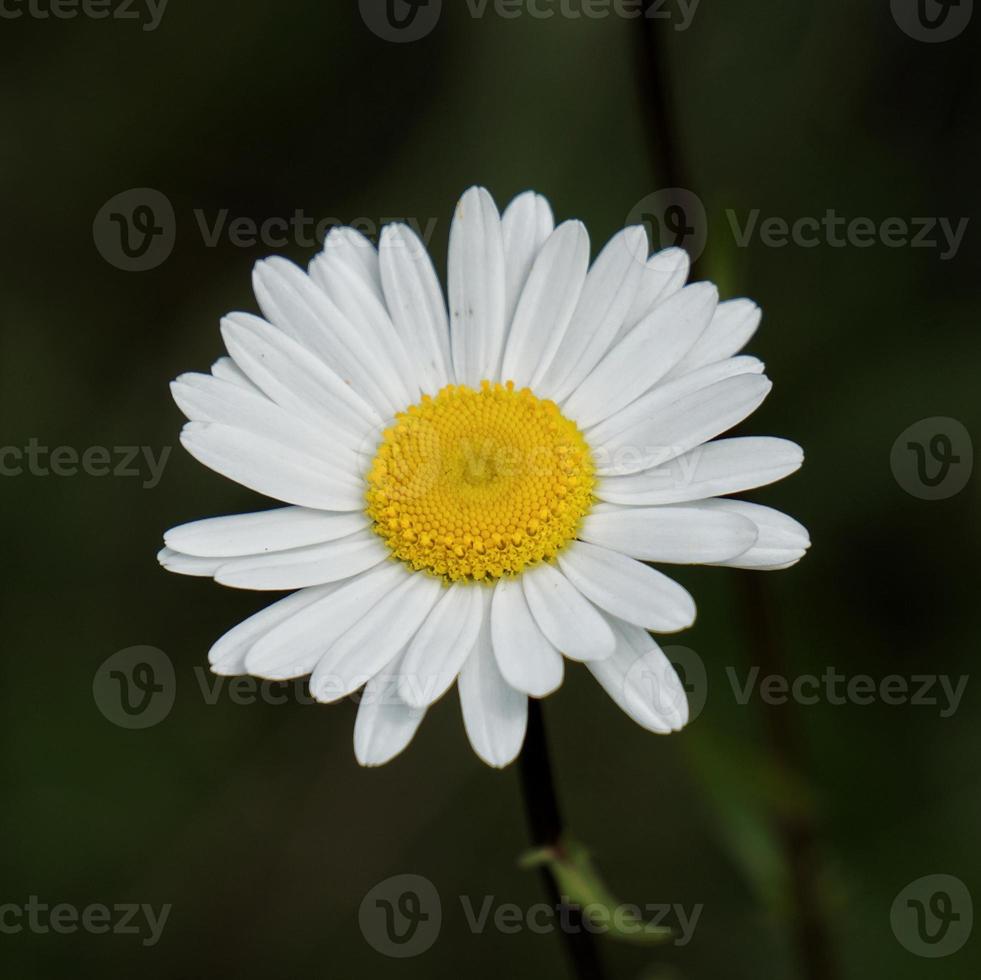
[{"xmin": 366, "ymin": 381, "xmax": 596, "ymax": 583}]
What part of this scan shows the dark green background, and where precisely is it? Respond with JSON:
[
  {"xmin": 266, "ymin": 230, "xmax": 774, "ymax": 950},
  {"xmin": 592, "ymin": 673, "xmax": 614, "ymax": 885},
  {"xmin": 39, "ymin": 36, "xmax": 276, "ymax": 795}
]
[{"xmin": 2, "ymin": 1, "xmax": 978, "ymax": 977}]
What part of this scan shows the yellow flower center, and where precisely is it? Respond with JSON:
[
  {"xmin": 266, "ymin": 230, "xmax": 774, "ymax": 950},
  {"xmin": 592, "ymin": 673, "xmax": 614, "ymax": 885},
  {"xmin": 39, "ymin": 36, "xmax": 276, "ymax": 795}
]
[{"xmin": 366, "ymin": 381, "xmax": 596, "ymax": 583}]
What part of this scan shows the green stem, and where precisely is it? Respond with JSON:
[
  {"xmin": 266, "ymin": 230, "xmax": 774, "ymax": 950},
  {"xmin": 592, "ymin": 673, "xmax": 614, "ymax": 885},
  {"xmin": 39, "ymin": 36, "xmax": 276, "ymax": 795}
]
[{"xmin": 518, "ymin": 700, "xmax": 606, "ymax": 980}]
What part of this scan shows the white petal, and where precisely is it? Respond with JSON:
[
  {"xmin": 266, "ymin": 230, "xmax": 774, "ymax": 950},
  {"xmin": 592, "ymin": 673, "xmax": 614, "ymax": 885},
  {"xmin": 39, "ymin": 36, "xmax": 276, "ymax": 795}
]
[
  {"xmin": 311, "ymin": 571, "xmax": 443, "ymax": 703},
  {"xmin": 536, "ymin": 226, "xmax": 648, "ymax": 402},
  {"xmin": 588, "ymin": 356, "xmax": 765, "ymax": 449},
  {"xmin": 211, "ymin": 356, "xmax": 260, "ymax": 393},
  {"xmin": 564, "ymin": 282, "xmax": 718, "ymax": 428},
  {"xmin": 221, "ymin": 313, "xmax": 382, "ymax": 450},
  {"xmin": 557, "ymin": 540, "xmax": 696, "ymax": 632},
  {"xmin": 171, "ymin": 372, "xmax": 358, "ymax": 473},
  {"xmin": 596, "ymin": 437, "xmax": 804, "ymax": 506},
  {"xmin": 500, "ymin": 220, "xmax": 590, "ymax": 390},
  {"xmin": 157, "ymin": 547, "xmax": 223, "ymax": 578},
  {"xmin": 620, "ymin": 247, "xmax": 690, "ymax": 337},
  {"xmin": 354, "ymin": 660, "xmax": 427, "ymax": 767},
  {"xmin": 309, "ymin": 228, "xmax": 420, "ymax": 405},
  {"xmin": 180, "ymin": 422, "xmax": 364, "ymax": 511},
  {"xmin": 501, "ymin": 191, "xmax": 555, "ymax": 329},
  {"xmin": 578, "ymin": 502, "xmax": 759, "ymax": 564},
  {"xmin": 214, "ymin": 529, "xmax": 389, "ymax": 591},
  {"xmin": 458, "ymin": 590, "xmax": 528, "ymax": 768},
  {"xmin": 379, "ymin": 223, "xmax": 452, "ymax": 394},
  {"xmin": 252, "ymin": 257, "xmax": 401, "ymax": 416},
  {"xmin": 490, "ymin": 576, "xmax": 564, "ymax": 697},
  {"xmin": 591, "ymin": 371, "xmax": 773, "ymax": 477},
  {"xmin": 667, "ymin": 298, "xmax": 761, "ymax": 379},
  {"xmin": 245, "ymin": 562, "xmax": 406, "ymax": 679},
  {"xmin": 448, "ymin": 187, "xmax": 507, "ymax": 386},
  {"xmin": 697, "ymin": 499, "xmax": 811, "ymax": 569},
  {"xmin": 398, "ymin": 584, "xmax": 484, "ymax": 708},
  {"xmin": 521, "ymin": 562, "xmax": 615, "ymax": 662},
  {"xmin": 312, "ymin": 226, "xmax": 383, "ymax": 301},
  {"xmin": 208, "ymin": 586, "xmax": 335, "ymax": 676},
  {"xmin": 164, "ymin": 507, "xmax": 367, "ymax": 558},
  {"xmin": 587, "ymin": 615, "xmax": 688, "ymax": 733}
]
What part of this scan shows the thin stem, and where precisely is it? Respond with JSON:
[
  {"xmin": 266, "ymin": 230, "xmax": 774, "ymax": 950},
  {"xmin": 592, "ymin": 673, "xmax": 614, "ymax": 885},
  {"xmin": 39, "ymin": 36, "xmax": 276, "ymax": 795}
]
[
  {"xmin": 634, "ymin": 9, "xmax": 839, "ymax": 978},
  {"xmin": 635, "ymin": 0, "xmax": 693, "ymax": 270},
  {"xmin": 518, "ymin": 700, "xmax": 606, "ymax": 980}
]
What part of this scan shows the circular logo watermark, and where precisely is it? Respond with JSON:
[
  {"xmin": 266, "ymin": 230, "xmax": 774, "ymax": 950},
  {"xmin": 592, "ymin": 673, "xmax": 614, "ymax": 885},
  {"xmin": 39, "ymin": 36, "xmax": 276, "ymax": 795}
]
[
  {"xmin": 359, "ymin": 0, "xmax": 442, "ymax": 42},
  {"xmin": 93, "ymin": 645, "xmax": 176, "ymax": 729},
  {"xmin": 891, "ymin": 874, "xmax": 973, "ymax": 957},
  {"xmin": 93, "ymin": 188, "xmax": 176, "ymax": 272},
  {"xmin": 891, "ymin": 0, "xmax": 973, "ymax": 42},
  {"xmin": 890, "ymin": 417, "xmax": 973, "ymax": 500},
  {"xmin": 359, "ymin": 874, "xmax": 442, "ymax": 958},
  {"xmin": 623, "ymin": 644, "xmax": 707, "ymax": 727},
  {"xmin": 626, "ymin": 188, "xmax": 708, "ymax": 264}
]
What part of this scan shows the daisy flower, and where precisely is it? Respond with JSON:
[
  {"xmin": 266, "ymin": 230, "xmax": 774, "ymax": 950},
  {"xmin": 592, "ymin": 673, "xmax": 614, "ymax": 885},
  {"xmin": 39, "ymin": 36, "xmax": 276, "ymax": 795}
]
[{"xmin": 159, "ymin": 187, "xmax": 808, "ymax": 768}]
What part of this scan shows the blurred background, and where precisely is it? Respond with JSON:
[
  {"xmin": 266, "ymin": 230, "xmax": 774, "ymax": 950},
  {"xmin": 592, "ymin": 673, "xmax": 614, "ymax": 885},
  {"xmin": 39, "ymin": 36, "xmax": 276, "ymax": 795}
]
[{"xmin": 1, "ymin": 0, "xmax": 979, "ymax": 977}]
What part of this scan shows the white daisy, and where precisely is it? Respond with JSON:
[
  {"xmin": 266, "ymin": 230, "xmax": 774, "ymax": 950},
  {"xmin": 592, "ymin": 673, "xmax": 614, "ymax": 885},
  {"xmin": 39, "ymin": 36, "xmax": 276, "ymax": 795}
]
[{"xmin": 159, "ymin": 186, "xmax": 809, "ymax": 768}]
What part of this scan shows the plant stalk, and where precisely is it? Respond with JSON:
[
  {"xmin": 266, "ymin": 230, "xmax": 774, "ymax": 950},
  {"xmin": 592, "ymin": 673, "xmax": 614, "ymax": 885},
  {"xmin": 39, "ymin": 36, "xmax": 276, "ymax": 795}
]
[{"xmin": 518, "ymin": 700, "xmax": 606, "ymax": 980}]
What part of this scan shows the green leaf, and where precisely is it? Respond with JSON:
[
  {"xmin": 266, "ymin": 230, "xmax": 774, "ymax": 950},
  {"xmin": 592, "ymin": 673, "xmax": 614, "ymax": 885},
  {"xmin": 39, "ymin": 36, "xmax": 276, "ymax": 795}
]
[{"xmin": 519, "ymin": 838, "xmax": 674, "ymax": 945}]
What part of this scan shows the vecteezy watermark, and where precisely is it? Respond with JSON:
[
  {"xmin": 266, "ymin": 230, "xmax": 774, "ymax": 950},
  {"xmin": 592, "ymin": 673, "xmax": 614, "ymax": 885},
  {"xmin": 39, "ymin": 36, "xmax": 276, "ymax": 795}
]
[
  {"xmin": 93, "ymin": 649, "xmax": 334, "ymax": 731},
  {"xmin": 459, "ymin": 0, "xmax": 700, "ymax": 29},
  {"xmin": 0, "ymin": 440, "xmax": 171, "ymax": 489},
  {"xmin": 359, "ymin": 875, "xmax": 442, "ymax": 958},
  {"xmin": 93, "ymin": 188, "xmax": 177, "ymax": 272},
  {"xmin": 891, "ymin": 875, "xmax": 973, "ymax": 957},
  {"xmin": 359, "ymin": 0, "xmax": 698, "ymax": 42},
  {"xmin": 891, "ymin": 417, "xmax": 973, "ymax": 500},
  {"xmin": 627, "ymin": 190, "xmax": 970, "ymax": 262},
  {"xmin": 0, "ymin": 0, "xmax": 168, "ymax": 31},
  {"xmin": 93, "ymin": 646, "xmax": 176, "ymax": 730},
  {"xmin": 458, "ymin": 895, "xmax": 702, "ymax": 943},
  {"xmin": 891, "ymin": 0, "xmax": 973, "ymax": 42},
  {"xmin": 358, "ymin": 874, "xmax": 701, "ymax": 958},
  {"xmin": 0, "ymin": 897, "xmax": 171, "ymax": 947},
  {"xmin": 94, "ymin": 187, "xmax": 440, "ymax": 271},
  {"xmin": 727, "ymin": 667, "xmax": 969, "ymax": 719},
  {"xmin": 625, "ymin": 646, "xmax": 968, "ymax": 719},
  {"xmin": 354, "ymin": 429, "xmax": 744, "ymax": 500},
  {"xmin": 726, "ymin": 209, "xmax": 969, "ymax": 261}
]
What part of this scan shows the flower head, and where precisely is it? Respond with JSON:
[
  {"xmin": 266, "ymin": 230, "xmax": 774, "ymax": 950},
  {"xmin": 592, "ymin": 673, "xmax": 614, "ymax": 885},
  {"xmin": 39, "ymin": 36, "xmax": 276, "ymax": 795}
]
[{"xmin": 160, "ymin": 187, "xmax": 809, "ymax": 767}]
